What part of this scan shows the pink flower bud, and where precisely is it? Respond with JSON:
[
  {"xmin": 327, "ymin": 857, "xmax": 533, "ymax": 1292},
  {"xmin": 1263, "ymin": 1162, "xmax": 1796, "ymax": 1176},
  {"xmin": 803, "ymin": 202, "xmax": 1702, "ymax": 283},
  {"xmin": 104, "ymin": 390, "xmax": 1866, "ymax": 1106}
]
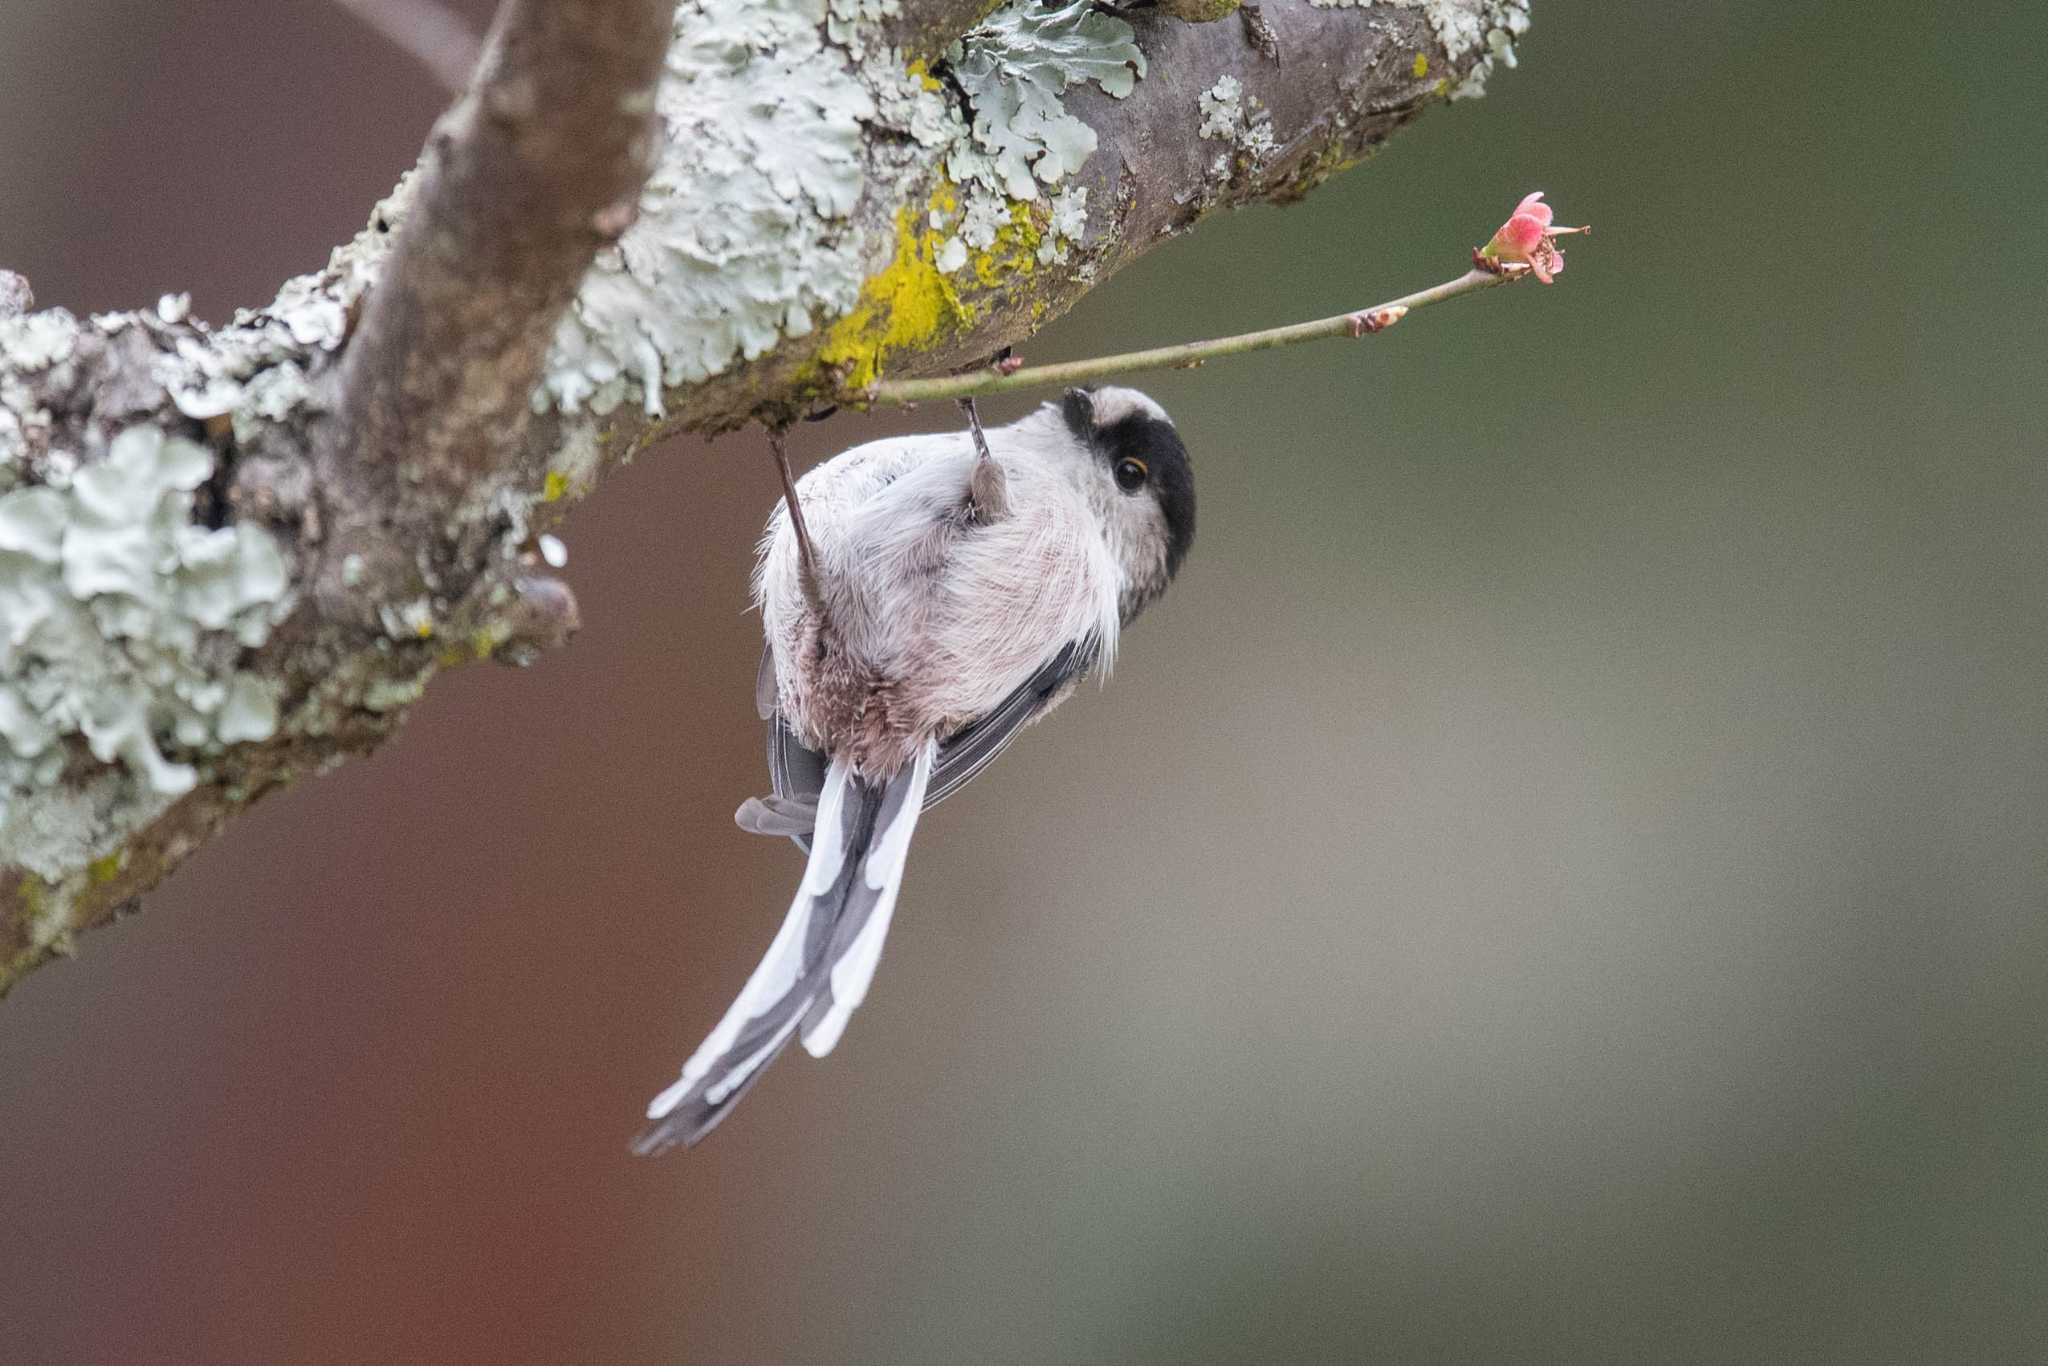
[
  {"xmin": 1495, "ymin": 211, "xmax": 1548, "ymax": 256},
  {"xmin": 1478, "ymin": 191, "xmax": 1586, "ymax": 285}
]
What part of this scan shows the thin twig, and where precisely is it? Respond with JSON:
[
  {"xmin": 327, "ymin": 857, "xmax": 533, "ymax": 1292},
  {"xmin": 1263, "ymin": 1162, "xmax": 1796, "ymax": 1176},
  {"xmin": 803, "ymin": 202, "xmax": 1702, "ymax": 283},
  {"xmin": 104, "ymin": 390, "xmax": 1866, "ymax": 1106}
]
[
  {"xmin": 332, "ymin": 0, "xmax": 483, "ymax": 93},
  {"xmin": 863, "ymin": 267, "xmax": 1517, "ymax": 406}
]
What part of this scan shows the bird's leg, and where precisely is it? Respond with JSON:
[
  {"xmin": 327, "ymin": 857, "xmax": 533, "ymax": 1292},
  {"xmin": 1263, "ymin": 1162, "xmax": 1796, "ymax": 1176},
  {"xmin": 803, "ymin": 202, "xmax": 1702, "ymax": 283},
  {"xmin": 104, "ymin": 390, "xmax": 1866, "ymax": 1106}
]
[
  {"xmin": 959, "ymin": 395, "xmax": 993, "ymax": 465},
  {"xmin": 767, "ymin": 425, "xmax": 825, "ymax": 611},
  {"xmin": 959, "ymin": 394, "xmax": 1010, "ymax": 524}
]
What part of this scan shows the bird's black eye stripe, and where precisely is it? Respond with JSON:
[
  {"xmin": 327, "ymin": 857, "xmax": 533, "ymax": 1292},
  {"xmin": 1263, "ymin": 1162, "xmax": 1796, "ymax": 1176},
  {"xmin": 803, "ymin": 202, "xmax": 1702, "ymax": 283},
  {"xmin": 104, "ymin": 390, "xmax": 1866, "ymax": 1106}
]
[
  {"xmin": 1114, "ymin": 457, "xmax": 1148, "ymax": 492},
  {"xmin": 1094, "ymin": 410, "xmax": 1195, "ymax": 581}
]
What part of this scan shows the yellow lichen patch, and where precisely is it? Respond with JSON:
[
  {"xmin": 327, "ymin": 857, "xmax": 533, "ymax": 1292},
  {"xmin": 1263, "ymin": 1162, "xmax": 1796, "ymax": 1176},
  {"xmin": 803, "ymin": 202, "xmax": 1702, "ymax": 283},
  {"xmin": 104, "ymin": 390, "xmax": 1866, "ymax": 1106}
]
[
  {"xmin": 817, "ymin": 182, "xmax": 1074, "ymax": 393},
  {"xmin": 541, "ymin": 470, "xmax": 568, "ymax": 504},
  {"xmin": 904, "ymin": 57, "xmax": 943, "ymax": 93},
  {"xmin": 469, "ymin": 623, "xmax": 511, "ymax": 661},
  {"xmin": 88, "ymin": 852, "xmax": 123, "ymax": 885},
  {"xmin": 970, "ymin": 202, "xmax": 1048, "ymax": 290},
  {"xmin": 1279, "ymin": 136, "xmax": 1367, "ymax": 202},
  {"xmin": 434, "ymin": 622, "xmax": 510, "ymax": 668},
  {"xmin": 1412, "ymin": 51, "xmax": 1430, "ymax": 79},
  {"xmin": 817, "ymin": 194, "xmax": 973, "ymax": 392}
]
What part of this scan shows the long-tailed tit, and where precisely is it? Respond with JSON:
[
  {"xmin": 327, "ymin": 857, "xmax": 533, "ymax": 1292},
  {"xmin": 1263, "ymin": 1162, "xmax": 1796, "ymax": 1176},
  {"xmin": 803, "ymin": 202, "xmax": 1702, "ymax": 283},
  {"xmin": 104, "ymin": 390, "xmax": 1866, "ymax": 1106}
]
[{"xmin": 635, "ymin": 386, "xmax": 1195, "ymax": 1152}]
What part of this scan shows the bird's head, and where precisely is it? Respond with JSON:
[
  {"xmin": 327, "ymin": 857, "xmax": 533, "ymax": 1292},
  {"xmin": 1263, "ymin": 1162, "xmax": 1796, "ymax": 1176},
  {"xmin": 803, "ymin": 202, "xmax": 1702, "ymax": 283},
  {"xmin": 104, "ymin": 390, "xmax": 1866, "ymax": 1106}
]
[{"xmin": 1053, "ymin": 385, "xmax": 1196, "ymax": 623}]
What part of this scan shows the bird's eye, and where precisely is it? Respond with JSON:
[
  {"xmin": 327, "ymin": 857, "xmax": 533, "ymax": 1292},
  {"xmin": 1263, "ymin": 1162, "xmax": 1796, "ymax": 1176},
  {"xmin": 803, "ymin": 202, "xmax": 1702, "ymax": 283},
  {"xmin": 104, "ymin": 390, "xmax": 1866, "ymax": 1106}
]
[{"xmin": 1114, "ymin": 457, "xmax": 1149, "ymax": 492}]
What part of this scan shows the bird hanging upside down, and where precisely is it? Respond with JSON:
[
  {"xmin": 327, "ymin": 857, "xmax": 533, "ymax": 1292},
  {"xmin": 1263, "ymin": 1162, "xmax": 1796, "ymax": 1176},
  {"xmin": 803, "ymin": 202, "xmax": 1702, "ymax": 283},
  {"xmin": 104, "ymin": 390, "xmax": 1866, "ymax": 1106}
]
[{"xmin": 635, "ymin": 386, "xmax": 1196, "ymax": 1152}]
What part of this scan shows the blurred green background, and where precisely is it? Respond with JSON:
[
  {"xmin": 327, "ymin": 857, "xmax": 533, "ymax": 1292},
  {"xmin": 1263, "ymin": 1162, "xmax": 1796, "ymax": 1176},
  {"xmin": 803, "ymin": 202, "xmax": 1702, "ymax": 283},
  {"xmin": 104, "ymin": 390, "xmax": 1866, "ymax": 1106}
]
[{"xmin": 4, "ymin": 2, "xmax": 2045, "ymax": 1361}]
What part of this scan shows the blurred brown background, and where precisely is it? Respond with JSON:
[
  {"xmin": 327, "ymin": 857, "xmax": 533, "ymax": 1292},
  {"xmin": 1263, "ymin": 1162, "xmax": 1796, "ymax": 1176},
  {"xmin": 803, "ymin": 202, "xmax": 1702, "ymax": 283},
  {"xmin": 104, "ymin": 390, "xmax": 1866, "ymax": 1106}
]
[{"xmin": 4, "ymin": 2, "xmax": 2045, "ymax": 1362}]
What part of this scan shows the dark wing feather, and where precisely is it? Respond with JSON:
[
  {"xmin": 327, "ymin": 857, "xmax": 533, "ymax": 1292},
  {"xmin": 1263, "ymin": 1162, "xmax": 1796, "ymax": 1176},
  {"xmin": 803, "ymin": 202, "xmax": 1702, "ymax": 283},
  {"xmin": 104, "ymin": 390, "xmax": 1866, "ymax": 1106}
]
[
  {"xmin": 767, "ymin": 714, "xmax": 829, "ymax": 854},
  {"xmin": 925, "ymin": 640, "xmax": 1094, "ymax": 809}
]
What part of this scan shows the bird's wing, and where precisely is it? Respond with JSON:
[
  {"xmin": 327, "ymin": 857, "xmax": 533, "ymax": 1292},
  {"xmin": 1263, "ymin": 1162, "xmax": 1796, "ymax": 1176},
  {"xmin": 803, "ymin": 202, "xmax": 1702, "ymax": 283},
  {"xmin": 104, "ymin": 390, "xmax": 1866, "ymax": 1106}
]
[
  {"xmin": 637, "ymin": 742, "xmax": 935, "ymax": 1154},
  {"xmin": 743, "ymin": 639, "xmax": 1094, "ymax": 849},
  {"xmin": 924, "ymin": 638, "xmax": 1095, "ymax": 809},
  {"xmin": 760, "ymin": 712, "xmax": 829, "ymax": 854}
]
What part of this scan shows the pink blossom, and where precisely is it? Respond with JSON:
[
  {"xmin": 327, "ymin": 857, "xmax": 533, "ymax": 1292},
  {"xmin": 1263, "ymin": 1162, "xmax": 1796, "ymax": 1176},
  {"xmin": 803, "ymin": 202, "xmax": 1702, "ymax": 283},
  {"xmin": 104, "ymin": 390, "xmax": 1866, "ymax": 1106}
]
[{"xmin": 1478, "ymin": 191, "xmax": 1586, "ymax": 285}]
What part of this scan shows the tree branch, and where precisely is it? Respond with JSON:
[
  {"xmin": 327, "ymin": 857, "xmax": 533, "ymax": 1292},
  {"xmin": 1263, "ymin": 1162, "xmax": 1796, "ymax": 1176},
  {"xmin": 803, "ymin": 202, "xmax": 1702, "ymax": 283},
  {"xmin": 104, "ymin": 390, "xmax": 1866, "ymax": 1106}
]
[
  {"xmin": 883, "ymin": 0, "xmax": 1007, "ymax": 63},
  {"xmin": 0, "ymin": 0, "xmax": 1534, "ymax": 996},
  {"xmin": 333, "ymin": 0, "xmax": 670, "ymax": 502}
]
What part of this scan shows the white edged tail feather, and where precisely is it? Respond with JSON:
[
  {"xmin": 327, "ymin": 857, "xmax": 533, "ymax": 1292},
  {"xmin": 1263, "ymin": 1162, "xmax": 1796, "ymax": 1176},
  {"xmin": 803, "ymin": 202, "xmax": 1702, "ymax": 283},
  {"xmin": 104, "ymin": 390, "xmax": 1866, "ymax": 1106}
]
[{"xmin": 634, "ymin": 742, "xmax": 935, "ymax": 1153}]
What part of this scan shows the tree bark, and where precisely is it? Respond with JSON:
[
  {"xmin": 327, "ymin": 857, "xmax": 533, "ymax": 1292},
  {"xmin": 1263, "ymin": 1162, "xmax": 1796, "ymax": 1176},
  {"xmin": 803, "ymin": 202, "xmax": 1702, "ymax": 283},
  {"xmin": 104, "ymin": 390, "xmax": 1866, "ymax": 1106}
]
[{"xmin": 0, "ymin": 0, "xmax": 1532, "ymax": 996}]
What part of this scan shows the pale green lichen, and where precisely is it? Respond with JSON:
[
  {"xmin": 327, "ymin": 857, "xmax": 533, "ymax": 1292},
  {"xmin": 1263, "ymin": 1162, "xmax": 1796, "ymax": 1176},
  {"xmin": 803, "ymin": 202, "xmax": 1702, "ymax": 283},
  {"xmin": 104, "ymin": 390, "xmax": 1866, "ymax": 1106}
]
[
  {"xmin": 534, "ymin": 0, "xmax": 1153, "ymax": 412},
  {"xmin": 1303, "ymin": 0, "xmax": 1530, "ymax": 99},
  {"xmin": 543, "ymin": 0, "xmax": 941, "ymax": 416},
  {"xmin": 1451, "ymin": 8, "xmax": 1530, "ymax": 100},
  {"xmin": 1039, "ymin": 186, "xmax": 1088, "ymax": 265},
  {"xmin": 541, "ymin": 425, "xmax": 603, "ymax": 506},
  {"xmin": 1197, "ymin": 74, "xmax": 1276, "ymax": 161},
  {"xmin": 945, "ymin": 0, "xmax": 1144, "ymax": 199},
  {"xmin": 0, "ymin": 347, "xmax": 296, "ymax": 890},
  {"xmin": 0, "ymin": 422, "xmax": 292, "ymax": 835},
  {"xmin": 0, "ymin": 771, "xmax": 167, "ymax": 889},
  {"xmin": 826, "ymin": 0, "xmax": 898, "ymax": 55},
  {"xmin": 216, "ymin": 674, "xmax": 281, "ymax": 744},
  {"xmin": 955, "ymin": 189, "xmax": 1013, "ymax": 252},
  {"xmin": 539, "ymin": 0, "xmax": 1146, "ymax": 411},
  {"xmin": 359, "ymin": 670, "xmax": 433, "ymax": 714},
  {"xmin": 230, "ymin": 362, "xmax": 312, "ymax": 445},
  {"xmin": 1198, "ymin": 75, "xmax": 1244, "ymax": 141},
  {"xmin": 932, "ymin": 0, "xmax": 1144, "ymax": 274},
  {"xmin": 156, "ymin": 177, "xmax": 410, "ymax": 435},
  {"xmin": 0, "ymin": 410, "xmax": 23, "ymax": 484},
  {"xmin": 380, "ymin": 597, "xmax": 436, "ymax": 641},
  {"xmin": 1, "ymin": 312, "xmax": 78, "ymax": 373}
]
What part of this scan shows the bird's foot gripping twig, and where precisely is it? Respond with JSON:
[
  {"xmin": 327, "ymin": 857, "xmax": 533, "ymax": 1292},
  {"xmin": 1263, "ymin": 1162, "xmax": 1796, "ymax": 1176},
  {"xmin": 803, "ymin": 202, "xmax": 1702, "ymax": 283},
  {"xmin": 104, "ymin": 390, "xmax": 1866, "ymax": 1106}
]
[{"xmin": 958, "ymin": 396, "xmax": 1010, "ymax": 524}]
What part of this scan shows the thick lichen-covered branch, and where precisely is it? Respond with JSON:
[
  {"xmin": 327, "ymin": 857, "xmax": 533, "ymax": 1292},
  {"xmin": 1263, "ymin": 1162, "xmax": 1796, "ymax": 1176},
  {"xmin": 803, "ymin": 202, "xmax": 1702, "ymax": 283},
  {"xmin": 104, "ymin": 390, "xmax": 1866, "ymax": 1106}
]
[
  {"xmin": 0, "ymin": 0, "xmax": 675, "ymax": 992},
  {"xmin": 531, "ymin": 0, "xmax": 1529, "ymax": 433},
  {"xmin": 334, "ymin": 0, "xmax": 670, "ymax": 500},
  {"xmin": 0, "ymin": 0, "xmax": 1531, "ymax": 997}
]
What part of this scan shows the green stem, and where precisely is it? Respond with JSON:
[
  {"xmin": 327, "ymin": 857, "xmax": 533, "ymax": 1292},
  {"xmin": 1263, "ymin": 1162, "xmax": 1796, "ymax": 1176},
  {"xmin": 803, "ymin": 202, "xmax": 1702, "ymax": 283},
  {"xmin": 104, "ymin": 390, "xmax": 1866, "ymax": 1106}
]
[{"xmin": 862, "ymin": 266, "xmax": 1516, "ymax": 406}]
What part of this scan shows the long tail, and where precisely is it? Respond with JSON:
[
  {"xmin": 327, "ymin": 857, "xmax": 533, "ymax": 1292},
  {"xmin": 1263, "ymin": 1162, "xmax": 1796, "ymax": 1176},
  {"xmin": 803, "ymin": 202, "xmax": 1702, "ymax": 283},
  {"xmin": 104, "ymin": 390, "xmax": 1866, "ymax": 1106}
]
[{"xmin": 633, "ymin": 742, "xmax": 935, "ymax": 1154}]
